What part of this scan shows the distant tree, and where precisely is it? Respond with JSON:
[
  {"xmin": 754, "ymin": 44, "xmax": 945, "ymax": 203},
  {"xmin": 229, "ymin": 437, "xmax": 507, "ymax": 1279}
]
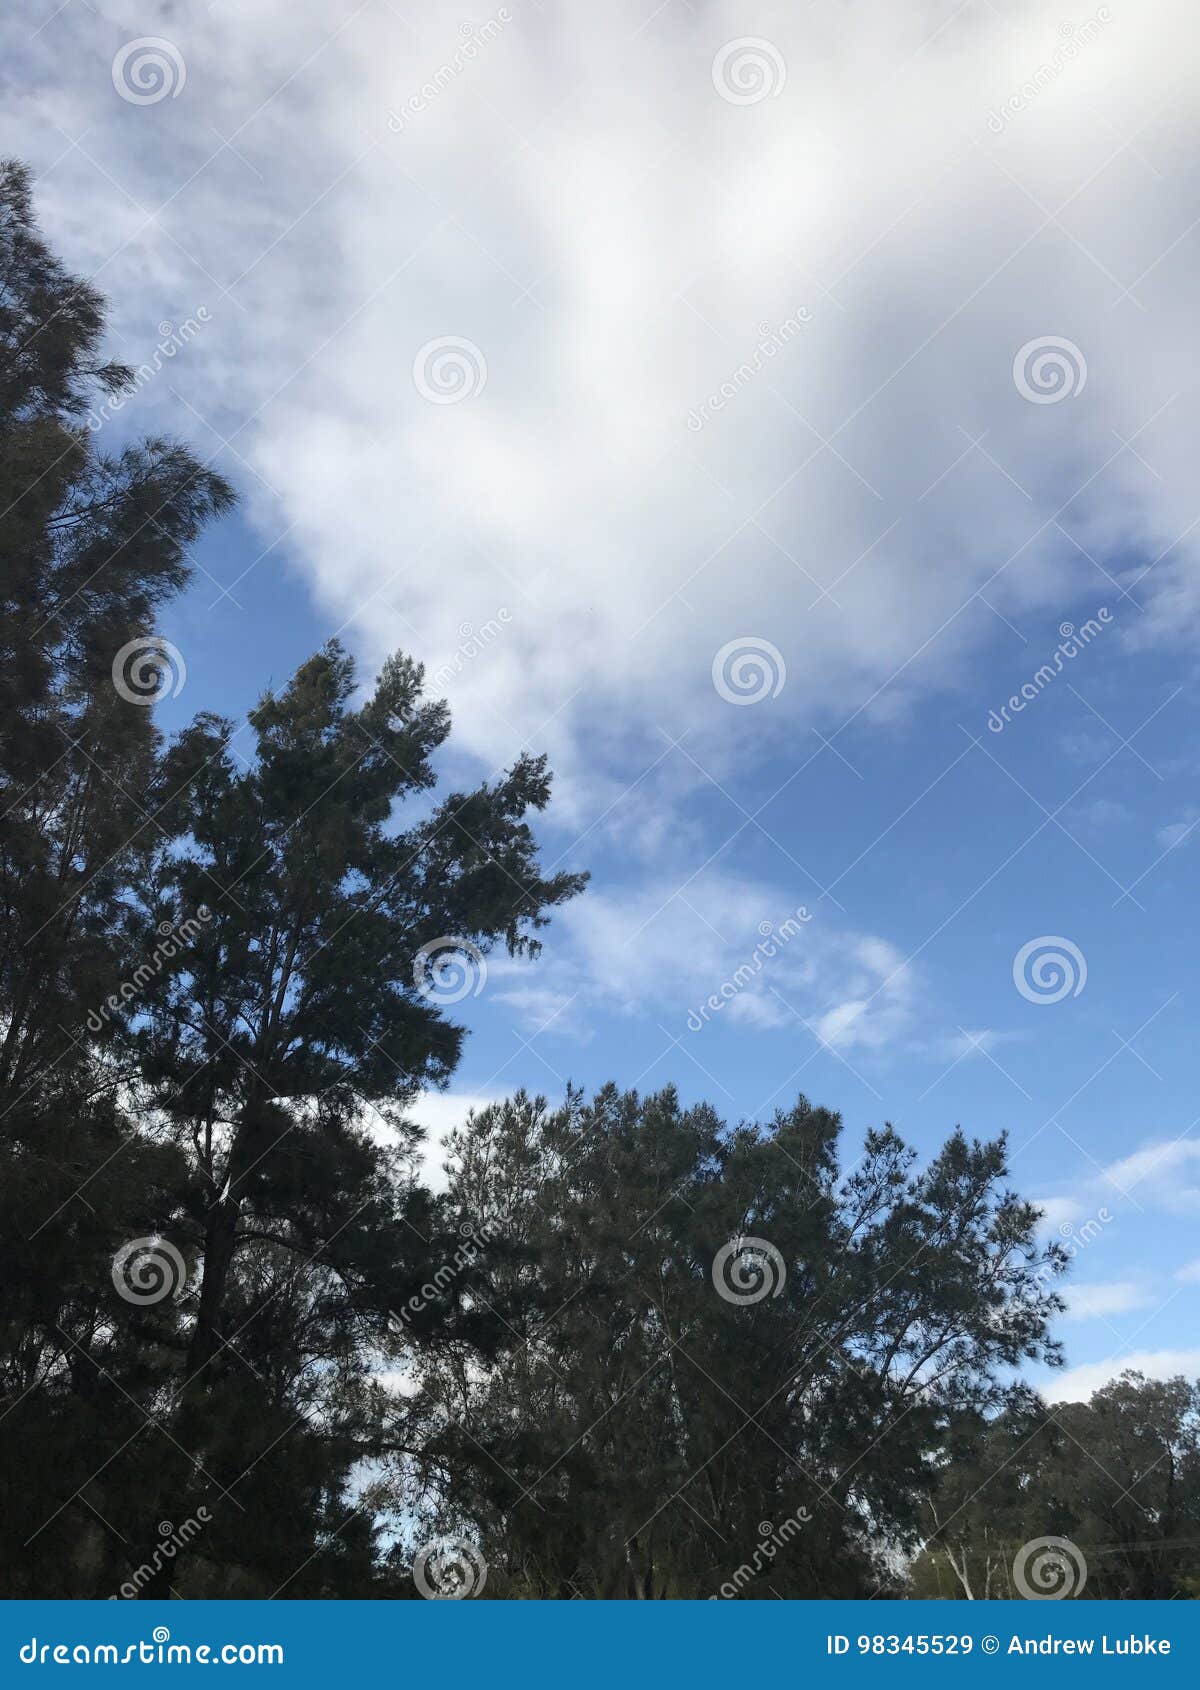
[
  {"xmin": 406, "ymin": 1086, "xmax": 1064, "ymax": 1598},
  {"xmin": 913, "ymin": 1372, "xmax": 1200, "ymax": 1599},
  {"xmin": 909, "ymin": 1399, "xmax": 1061, "ymax": 1599}
]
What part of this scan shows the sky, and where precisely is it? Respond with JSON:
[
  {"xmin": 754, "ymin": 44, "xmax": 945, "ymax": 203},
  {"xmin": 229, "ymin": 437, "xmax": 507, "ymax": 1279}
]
[{"xmin": 4, "ymin": 0, "xmax": 1200, "ymax": 1402}]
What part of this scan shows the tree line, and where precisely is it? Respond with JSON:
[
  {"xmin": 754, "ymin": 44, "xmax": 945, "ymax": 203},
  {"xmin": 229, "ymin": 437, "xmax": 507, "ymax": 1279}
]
[{"xmin": 1, "ymin": 159, "xmax": 1196, "ymax": 1599}]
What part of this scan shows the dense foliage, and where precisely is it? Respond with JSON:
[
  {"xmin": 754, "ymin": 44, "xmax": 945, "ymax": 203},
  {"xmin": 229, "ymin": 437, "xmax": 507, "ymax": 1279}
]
[
  {"xmin": 410, "ymin": 1087, "xmax": 1063, "ymax": 1598},
  {"xmin": 0, "ymin": 160, "xmax": 583, "ymax": 1598},
  {"xmin": 913, "ymin": 1375, "xmax": 1200, "ymax": 1600}
]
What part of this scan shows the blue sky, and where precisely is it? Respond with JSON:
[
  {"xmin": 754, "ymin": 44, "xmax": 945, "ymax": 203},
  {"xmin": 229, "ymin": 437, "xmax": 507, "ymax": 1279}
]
[
  {"xmin": 168, "ymin": 509, "xmax": 1200, "ymax": 1403},
  {"xmin": 6, "ymin": 0, "xmax": 1200, "ymax": 1400}
]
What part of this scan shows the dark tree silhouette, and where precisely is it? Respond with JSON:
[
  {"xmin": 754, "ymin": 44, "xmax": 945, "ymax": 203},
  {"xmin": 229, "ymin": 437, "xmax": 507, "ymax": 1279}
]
[
  {"xmin": 407, "ymin": 1086, "xmax": 1064, "ymax": 1597},
  {"xmin": 0, "ymin": 159, "xmax": 584, "ymax": 1597}
]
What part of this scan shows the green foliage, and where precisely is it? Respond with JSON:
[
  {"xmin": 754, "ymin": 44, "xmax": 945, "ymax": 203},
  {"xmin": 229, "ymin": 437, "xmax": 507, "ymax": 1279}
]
[
  {"xmin": 0, "ymin": 160, "xmax": 582, "ymax": 1598},
  {"xmin": 913, "ymin": 1373, "xmax": 1200, "ymax": 1600},
  {"xmin": 408, "ymin": 1085, "xmax": 1063, "ymax": 1597}
]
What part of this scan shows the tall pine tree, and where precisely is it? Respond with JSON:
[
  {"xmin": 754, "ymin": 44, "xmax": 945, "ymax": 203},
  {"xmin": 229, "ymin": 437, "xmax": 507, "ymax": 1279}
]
[{"xmin": 0, "ymin": 159, "xmax": 585, "ymax": 1596}]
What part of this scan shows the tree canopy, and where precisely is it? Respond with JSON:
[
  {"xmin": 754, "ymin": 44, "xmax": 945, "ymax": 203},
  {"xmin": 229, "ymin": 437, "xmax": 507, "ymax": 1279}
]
[
  {"xmin": 405, "ymin": 1086, "xmax": 1063, "ymax": 1598},
  {"xmin": 913, "ymin": 1374, "xmax": 1200, "ymax": 1601},
  {"xmin": 0, "ymin": 158, "xmax": 584, "ymax": 1597}
]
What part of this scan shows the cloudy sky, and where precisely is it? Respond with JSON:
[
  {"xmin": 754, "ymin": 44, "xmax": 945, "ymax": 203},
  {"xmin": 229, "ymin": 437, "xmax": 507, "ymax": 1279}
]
[{"xmin": 6, "ymin": 0, "xmax": 1200, "ymax": 1401}]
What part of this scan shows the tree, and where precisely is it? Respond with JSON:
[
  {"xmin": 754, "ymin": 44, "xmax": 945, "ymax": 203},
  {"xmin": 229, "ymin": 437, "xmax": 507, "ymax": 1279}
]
[
  {"xmin": 0, "ymin": 159, "xmax": 233, "ymax": 1105},
  {"xmin": 914, "ymin": 1372, "xmax": 1200, "ymax": 1600},
  {"xmin": 406, "ymin": 1085, "xmax": 1064, "ymax": 1598},
  {"xmin": 0, "ymin": 159, "xmax": 585, "ymax": 1597},
  {"xmin": 0, "ymin": 156, "xmax": 234, "ymax": 1595},
  {"xmin": 122, "ymin": 643, "xmax": 585, "ymax": 1592}
]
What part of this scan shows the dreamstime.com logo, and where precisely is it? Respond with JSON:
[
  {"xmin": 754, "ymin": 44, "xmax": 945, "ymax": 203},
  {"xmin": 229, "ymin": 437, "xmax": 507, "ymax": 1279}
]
[
  {"xmin": 433, "ymin": 611, "xmax": 511, "ymax": 689},
  {"xmin": 712, "ymin": 1237, "xmax": 786, "ymax": 1305},
  {"xmin": 1013, "ymin": 935, "xmax": 1087, "ymax": 1005},
  {"xmin": 985, "ymin": 609, "xmax": 1111, "ymax": 731},
  {"xmin": 1020, "ymin": 1205, "xmax": 1113, "ymax": 1307},
  {"xmin": 712, "ymin": 38, "xmax": 787, "ymax": 105},
  {"xmin": 1013, "ymin": 335, "xmax": 1088, "ymax": 403},
  {"xmin": 112, "ymin": 38, "xmax": 186, "ymax": 105},
  {"xmin": 86, "ymin": 311, "xmax": 211, "ymax": 433},
  {"xmin": 686, "ymin": 907, "xmax": 811, "ymax": 1032},
  {"xmin": 112, "ymin": 636, "xmax": 187, "ymax": 705},
  {"xmin": 412, "ymin": 1537, "xmax": 488, "ymax": 1598},
  {"xmin": 412, "ymin": 336, "xmax": 488, "ymax": 403},
  {"xmin": 709, "ymin": 1506, "xmax": 812, "ymax": 1598},
  {"xmin": 413, "ymin": 936, "xmax": 487, "ymax": 1004},
  {"xmin": 1012, "ymin": 1535, "xmax": 1089, "ymax": 1599},
  {"xmin": 19, "ymin": 1628, "xmax": 282, "ymax": 1666},
  {"xmin": 110, "ymin": 1510, "xmax": 212, "ymax": 1600},
  {"xmin": 987, "ymin": 12, "xmax": 1111, "ymax": 133},
  {"xmin": 686, "ymin": 307, "xmax": 812, "ymax": 431},
  {"xmin": 387, "ymin": 12, "xmax": 512, "ymax": 131},
  {"xmin": 398, "ymin": 1214, "xmax": 509, "ymax": 1325},
  {"xmin": 712, "ymin": 637, "xmax": 786, "ymax": 705},
  {"xmin": 112, "ymin": 1237, "xmax": 187, "ymax": 1306},
  {"xmin": 84, "ymin": 906, "xmax": 212, "ymax": 1033}
]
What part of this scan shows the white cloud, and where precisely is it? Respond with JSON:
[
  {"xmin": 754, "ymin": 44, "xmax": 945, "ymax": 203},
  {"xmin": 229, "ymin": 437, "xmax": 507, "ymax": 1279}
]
[
  {"xmin": 7, "ymin": 0, "xmax": 1200, "ymax": 808},
  {"xmin": 8, "ymin": 3, "xmax": 1200, "ymax": 1117},
  {"xmin": 1045, "ymin": 1349, "xmax": 1200, "ymax": 1404},
  {"xmin": 1029, "ymin": 1144, "xmax": 1200, "ymax": 1279},
  {"xmin": 927, "ymin": 1027, "xmax": 1020, "ymax": 1063},
  {"xmin": 1156, "ymin": 812, "xmax": 1199, "ymax": 850},
  {"xmin": 493, "ymin": 870, "xmax": 917, "ymax": 1054},
  {"xmin": 1074, "ymin": 798, "xmax": 1130, "ymax": 830},
  {"xmin": 411, "ymin": 1090, "xmax": 502, "ymax": 1192},
  {"xmin": 1038, "ymin": 1141, "xmax": 1200, "ymax": 1231},
  {"xmin": 1062, "ymin": 1281, "xmax": 1148, "ymax": 1320},
  {"xmin": 362, "ymin": 1090, "xmax": 501, "ymax": 1192},
  {"xmin": 1101, "ymin": 1138, "xmax": 1200, "ymax": 1210},
  {"xmin": 1032, "ymin": 1195, "xmax": 1084, "ymax": 1234}
]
